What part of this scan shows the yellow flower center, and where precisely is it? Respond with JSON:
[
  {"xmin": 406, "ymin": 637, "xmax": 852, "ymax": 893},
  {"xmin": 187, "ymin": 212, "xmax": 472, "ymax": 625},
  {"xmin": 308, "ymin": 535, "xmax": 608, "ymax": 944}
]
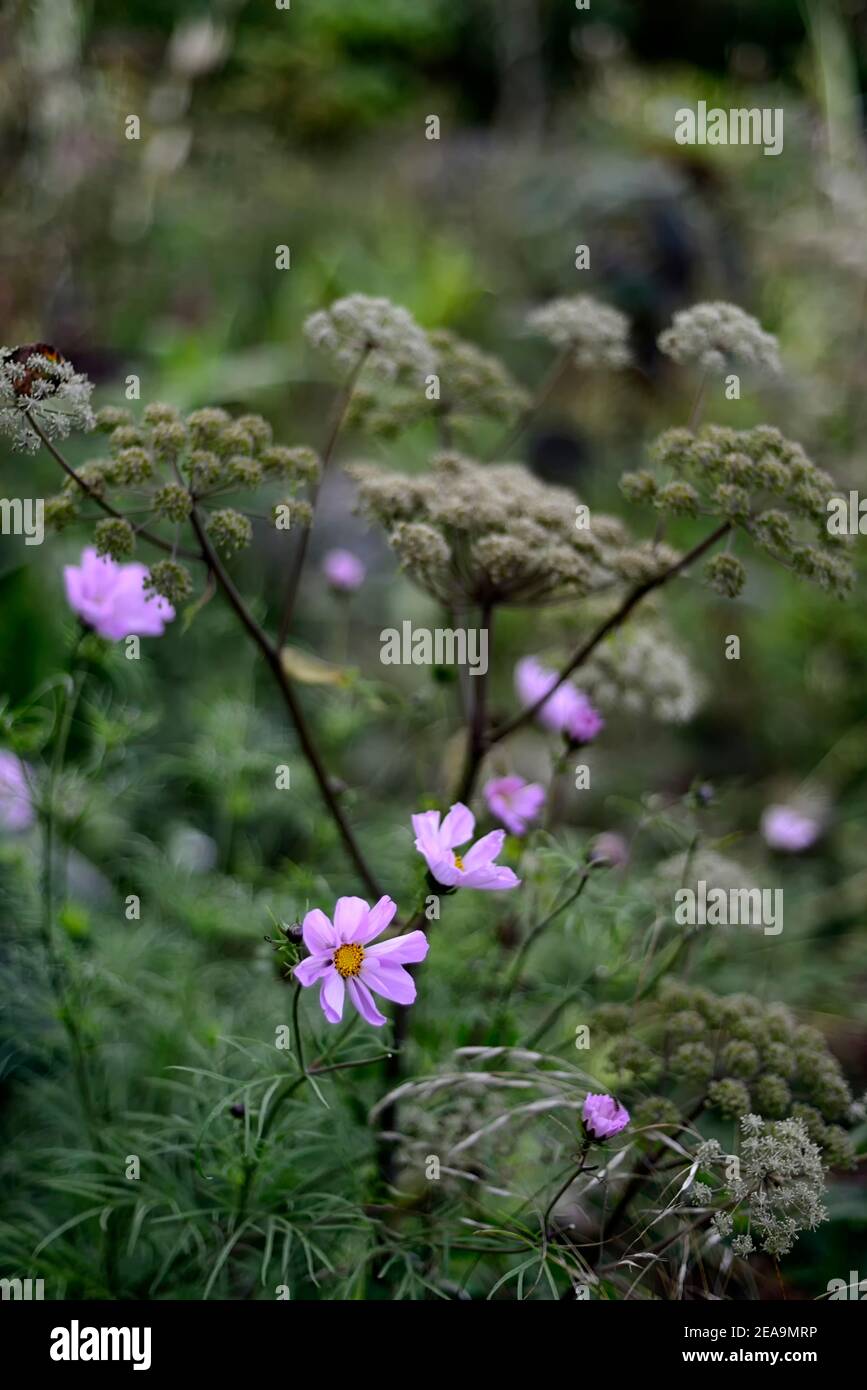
[
  {"xmin": 333, "ymin": 942, "xmax": 365, "ymax": 978},
  {"xmin": 453, "ymin": 852, "xmax": 465, "ymax": 870}
]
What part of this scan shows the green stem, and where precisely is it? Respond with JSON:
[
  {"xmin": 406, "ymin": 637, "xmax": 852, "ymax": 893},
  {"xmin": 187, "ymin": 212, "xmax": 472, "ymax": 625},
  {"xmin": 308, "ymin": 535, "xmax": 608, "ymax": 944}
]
[
  {"xmin": 542, "ymin": 1138, "xmax": 592, "ymax": 1233},
  {"xmin": 276, "ymin": 348, "xmax": 370, "ymax": 647},
  {"xmin": 498, "ymin": 865, "xmax": 593, "ymax": 1014},
  {"xmin": 188, "ymin": 504, "xmax": 385, "ymax": 901},
  {"xmin": 488, "ymin": 348, "xmax": 571, "ymax": 460}
]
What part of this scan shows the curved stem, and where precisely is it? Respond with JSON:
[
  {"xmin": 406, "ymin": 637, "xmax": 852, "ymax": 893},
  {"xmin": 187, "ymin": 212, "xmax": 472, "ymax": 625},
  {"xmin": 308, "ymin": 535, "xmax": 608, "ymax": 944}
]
[
  {"xmin": 188, "ymin": 505, "xmax": 385, "ymax": 900},
  {"xmin": 38, "ymin": 638, "xmax": 103, "ymax": 1152},
  {"xmin": 453, "ymin": 519, "xmax": 732, "ymax": 804},
  {"xmin": 290, "ymin": 978, "xmax": 306, "ymax": 1076},
  {"xmin": 29, "ymin": 414, "xmax": 200, "ymax": 562},
  {"xmin": 543, "ymin": 1139, "xmax": 592, "ymax": 1233},
  {"xmin": 474, "ymin": 519, "xmax": 733, "ymax": 789},
  {"xmin": 454, "ymin": 600, "xmax": 493, "ymax": 802},
  {"xmin": 372, "ymin": 900, "xmax": 432, "ymax": 1194},
  {"xmin": 276, "ymin": 349, "xmax": 369, "ymax": 646},
  {"xmin": 499, "ymin": 864, "xmax": 592, "ymax": 1012},
  {"xmin": 488, "ymin": 349, "xmax": 571, "ymax": 459}
]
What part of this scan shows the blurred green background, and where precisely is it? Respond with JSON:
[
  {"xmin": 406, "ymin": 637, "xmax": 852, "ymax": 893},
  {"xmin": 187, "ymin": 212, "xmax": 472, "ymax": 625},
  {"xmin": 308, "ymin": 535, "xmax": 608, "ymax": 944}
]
[{"xmin": 1, "ymin": 0, "xmax": 866, "ymax": 1299}]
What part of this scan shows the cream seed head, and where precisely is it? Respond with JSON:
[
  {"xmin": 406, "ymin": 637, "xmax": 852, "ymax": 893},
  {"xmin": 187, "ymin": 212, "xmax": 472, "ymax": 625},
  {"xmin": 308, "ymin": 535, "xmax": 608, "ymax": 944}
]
[
  {"xmin": 62, "ymin": 462, "xmax": 108, "ymax": 500},
  {"xmin": 143, "ymin": 402, "xmax": 182, "ymax": 427},
  {"xmin": 657, "ymin": 302, "xmax": 781, "ymax": 374},
  {"xmin": 215, "ymin": 421, "xmax": 256, "ymax": 458},
  {"xmin": 389, "ymin": 521, "xmax": 452, "ymax": 584},
  {"xmin": 234, "ymin": 413, "xmax": 273, "ymax": 452},
  {"xmin": 227, "ymin": 455, "xmax": 263, "ymax": 488},
  {"xmin": 704, "ymin": 552, "xmax": 746, "ymax": 598},
  {"xmin": 526, "ymin": 295, "xmax": 631, "ymax": 369},
  {"xmin": 94, "ymin": 517, "xmax": 136, "ymax": 560},
  {"xmin": 353, "ymin": 452, "xmax": 637, "ymax": 604},
  {"xmin": 187, "ymin": 407, "xmax": 232, "ymax": 449},
  {"xmin": 150, "ymin": 419, "xmax": 188, "ymax": 462},
  {"xmin": 154, "ymin": 482, "xmax": 193, "ymax": 522},
  {"xmin": 428, "ymin": 329, "xmax": 531, "ymax": 422},
  {"xmin": 612, "ymin": 542, "xmax": 681, "ymax": 584},
  {"xmin": 110, "ymin": 425, "xmax": 146, "ymax": 452},
  {"xmin": 579, "ymin": 622, "xmax": 705, "ymax": 723},
  {"xmin": 638, "ymin": 423, "xmax": 853, "ymax": 594},
  {"xmin": 207, "ymin": 508, "xmax": 253, "ymax": 553},
  {"xmin": 95, "ymin": 405, "xmax": 134, "ymax": 432},
  {"xmin": 286, "ymin": 498, "xmax": 313, "ymax": 527},
  {"xmin": 345, "ymin": 336, "xmax": 529, "ymax": 441},
  {"xmin": 0, "ymin": 347, "xmax": 95, "ymax": 452},
  {"xmin": 305, "ymin": 294, "xmax": 437, "ymax": 382},
  {"xmin": 186, "ymin": 449, "xmax": 223, "ymax": 490},
  {"xmin": 43, "ymin": 493, "xmax": 80, "ymax": 530},
  {"xmin": 145, "ymin": 559, "xmax": 193, "ymax": 605}
]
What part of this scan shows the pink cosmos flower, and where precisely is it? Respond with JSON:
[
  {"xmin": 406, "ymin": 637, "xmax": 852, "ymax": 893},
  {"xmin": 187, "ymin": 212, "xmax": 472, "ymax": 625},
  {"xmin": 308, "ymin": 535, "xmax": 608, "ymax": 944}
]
[
  {"xmin": 323, "ymin": 548, "xmax": 366, "ymax": 593},
  {"xmin": 64, "ymin": 548, "xmax": 175, "ymax": 641},
  {"xmin": 483, "ymin": 776, "xmax": 545, "ymax": 836},
  {"xmin": 412, "ymin": 801, "xmax": 521, "ymax": 890},
  {"xmin": 588, "ymin": 831, "xmax": 630, "ymax": 868},
  {"xmin": 761, "ymin": 804, "xmax": 821, "ymax": 854},
  {"xmin": 0, "ymin": 750, "xmax": 35, "ymax": 832},
  {"xmin": 293, "ymin": 894, "xmax": 428, "ymax": 1026},
  {"xmin": 514, "ymin": 657, "xmax": 603, "ymax": 745},
  {"xmin": 583, "ymin": 1093, "xmax": 630, "ymax": 1140}
]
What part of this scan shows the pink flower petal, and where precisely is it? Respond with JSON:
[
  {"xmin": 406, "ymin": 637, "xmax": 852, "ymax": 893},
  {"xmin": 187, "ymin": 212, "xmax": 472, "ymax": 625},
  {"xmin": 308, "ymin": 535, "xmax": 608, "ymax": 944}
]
[
  {"xmin": 366, "ymin": 930, "xmax": 429, "ymax": 965},
  {"xmin": 440, "ymin": 802, "xmax": 475, "ymax": 849},
  {"xmin": 361, "ymin": 957, "xmax": 416, "ymax": 1005},
  {"xmin": 347, "ymin": 977, "xmax": 387, "ymax": 1026},
  {"xmin": 333, "ymin": 896, "xmax": 369, "ymax": 942},
  {"xmin": 320, "ymin": 970, "xmax": 345, "ymax": 1023},
  {"xmin": 63, "ymin": 564, "xmax": 83, "ymax": 611},
  {"xmin": 64, "ymin": 547, "xmax": 175, "ymax": 641},
  {"xmin": 352, "ymin": 894, "xmax": 397, "ymax": 944},
  {"xmin": 426, "ymin": 855, "xmax": 461, "ymax": 887},
  {"xmin": 411, "ymin": 810, "xmax": 442, "ymax": 855},
  {"xmin": 462, "ymin": 864, "xmax": 521, "ymax": 890},
  {"xmin": 294, "ymin": 952, "xmax": 333, "ymax": 987},
  {"xmin": 463, "ymin": 828, "xmax": 506, "ymax": 871},
  {"xmin": 302, "ymin": 908, "xmax": 336, "ymax": 954}
]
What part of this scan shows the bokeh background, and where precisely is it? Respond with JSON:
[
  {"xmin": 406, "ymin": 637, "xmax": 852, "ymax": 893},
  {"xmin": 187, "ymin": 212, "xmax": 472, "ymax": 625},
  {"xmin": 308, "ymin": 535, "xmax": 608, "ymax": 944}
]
[{"xmin": 1, "ymin": 0, "xmax": 866, "ymax": 1299}]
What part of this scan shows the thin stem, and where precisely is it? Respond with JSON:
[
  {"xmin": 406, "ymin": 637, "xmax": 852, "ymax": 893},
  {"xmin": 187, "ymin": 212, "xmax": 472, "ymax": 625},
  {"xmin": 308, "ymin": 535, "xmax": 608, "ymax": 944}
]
[
  {"xmin": 29, "ymin": 414, "xmax": 199, "ymax": 562},
  {"xmin": 290, "ymin": 979, "xmax": 305, "ymax": 1076},
  {"xmin": 188, "ymin": 505, "xmax": 385, "ymax": 900},
  {"xmin": 452, "ymin": 519, "xmax": 731, "ymax": 805},
  {"xmin": 498, "ymin": 865, "xmax": 592, "ymax": 1012},
  {"xmin": 235, "ymin": 1008, "xmax": 382, "ymax": 1221},
  {"xmin": 488, "ymin": 349, "xmax": 571, "ymax": 459},
  {"xmin": 654, "ymin": 370, "xmax": 708, "ymax": 544},
  {"xmin": 600, "ymin": 1100, "xmax": 705, "ymax": 1252},
  {"xmin": 520, "ymin": 994, "xmax": 572, "ymax": 1049},
  {"xmin": 542, "ymin": 744, "xmax": 571, "ymax": 831},
  {"xmin": 276, "ymin": 350, "xmax": 369, "ymax": 647},
  {"xmin": 489, "ymin": 520, "xmax": 733, "ymax": 749},
  {"xmin": 687, "ymin": 370, "xmax": 709, "ymax": 432},
  {"xmin": 38, "ymin": 639, "xmax": 103, "ymax": 1154},
  {"xmin": 454, "ymin": 601, "xmax": 493, "ymax": 802},
  {"xmin": 373, "ymin": 902, "xmax": 430, "ymax": 1194},
  {"xmin": 542, "ymin": 1139, "xmax": 592, "ymax": 1233}
]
